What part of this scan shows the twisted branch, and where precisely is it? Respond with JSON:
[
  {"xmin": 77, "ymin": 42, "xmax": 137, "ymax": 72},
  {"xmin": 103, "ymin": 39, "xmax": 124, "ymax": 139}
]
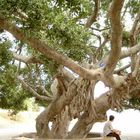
[{"xmin": 85, "ymin": 0, "xmax": 100, "ymax": 28}]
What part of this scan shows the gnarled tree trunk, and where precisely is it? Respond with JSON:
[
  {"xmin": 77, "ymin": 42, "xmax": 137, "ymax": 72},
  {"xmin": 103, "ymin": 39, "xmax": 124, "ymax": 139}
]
[{"xmin": 36, "ymin": 73, "xmax": 138, "ymax": 139}]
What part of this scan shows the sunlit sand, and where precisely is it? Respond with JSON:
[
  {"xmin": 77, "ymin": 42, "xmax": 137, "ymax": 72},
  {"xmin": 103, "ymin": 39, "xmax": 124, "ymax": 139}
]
[{"xmin": 0, "ymin": 109, "xmax": 140, "ymax": 140}]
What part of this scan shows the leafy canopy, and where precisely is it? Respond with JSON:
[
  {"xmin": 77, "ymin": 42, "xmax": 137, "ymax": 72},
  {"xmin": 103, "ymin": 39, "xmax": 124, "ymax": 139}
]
[{"xmin": 0, "ymin": 0, "xmax": 140, "ymax": 111}]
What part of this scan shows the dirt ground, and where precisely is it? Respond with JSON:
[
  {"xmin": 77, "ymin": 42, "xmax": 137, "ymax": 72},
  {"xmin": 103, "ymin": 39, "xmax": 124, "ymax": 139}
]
[
  {"xmin": 0, "ymin": 109, "xmax": 39, "ymax": 140},
  {"xmin": 0, "ymin": 109, "xmax": 139, "ymax": 140}
]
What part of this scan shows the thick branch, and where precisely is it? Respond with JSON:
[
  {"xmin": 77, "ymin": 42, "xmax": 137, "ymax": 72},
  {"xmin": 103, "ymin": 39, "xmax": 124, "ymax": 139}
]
[
  {"xmin": 132, "ymin": 53, "xmax": 140, "ymax": 77},
  {"xmin": 114, "ymin": 64, "xmax": 130, "ymax": 74},
  {"xmin": 18, "ymin": 76, "xmax": 53, "ymax": 102},
  {"xmin": 36, "ymin": 78, "xmax": 79, "ymax": 124},
  {"xmin": 0, "ymin": 16, "xmax": 102, "ymax": 80},
  {"xmin": 101, "ymin": 0, "xmax": 124, "ymax": 86},
  {"xmin": 85, "ymin": 0, "xmax": 100, "ymax": 28},
  {"xmin": 120, "ymin": 44, "xmax": 140, "ymax": 59},
  {"xmin": 13, "ymin": 52, "xmax": 42, "ymax": 64},
  {"xmin": 105, "ymin": 0, "xmax": 124, "ymax": 75},
  {"xmin": 129, "ymin": 7, "xmax": 140, "ymax": 45},
  {"xmin": 97, "ymin": 44, "xmax": 140, "ymax": 72},
  {"xmin": 39, "ymin": 85, "xmax": 53, "ymax": 98},
  {"xmin": 129, "ymin": 8, "xmax": 140, "ymax": 71}
]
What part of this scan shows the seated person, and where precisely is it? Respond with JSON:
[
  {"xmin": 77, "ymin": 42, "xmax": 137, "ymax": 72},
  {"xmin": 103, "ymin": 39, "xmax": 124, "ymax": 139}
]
[{"xmin": 103, "ymin": 115, "xmax": 121, "ymax": 140}]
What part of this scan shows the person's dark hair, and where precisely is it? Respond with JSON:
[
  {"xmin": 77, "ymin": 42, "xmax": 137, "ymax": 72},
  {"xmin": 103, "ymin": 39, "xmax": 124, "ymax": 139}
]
[{"xmin": 109, "ymin": 115, "xmax": 114, "ymax": 121}]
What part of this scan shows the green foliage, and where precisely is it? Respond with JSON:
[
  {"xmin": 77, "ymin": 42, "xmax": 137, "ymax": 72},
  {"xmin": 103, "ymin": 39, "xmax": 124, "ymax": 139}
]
[
  {"xmin": 127, "ymin": 0, "xmax": 140, "ymax": 19},
  {"xmin": 0, "ymin": 40, "xmax": 12, "ymax": 67},
  {"xmin": 0, "ymin": 0, "xmax": 93, "ymax": 62},
  {"xmin": 129, "ymin": 97, "xmax": 140, "ymax": 110},
  {"xmin": 122, "ymin": 31, "xmax": 130, "ymax": 47},
  {"xmin": 100, "ymin": 0, "xmax": 111, "ymax": 12},
  {"xmin": 0, "ymin": 0, "xmax": 140, "ymax": 112},
  {"xmin": 24, "ymin": 98, "xmax": 39, "ymax": 111},
  {"xmin": 45, "ymin": 22, "xmax": 90, "ymax": 61},
  {"xmin": 0, "ymin": 65, "xmax": 29, "ymax": 111},
  {"xmin": 56, "ymin": 0, "xmax": 92, "ymax": 15},
  {"xmin": 0, "ymin": 38, "xmax": 32, "ymax": 111}
]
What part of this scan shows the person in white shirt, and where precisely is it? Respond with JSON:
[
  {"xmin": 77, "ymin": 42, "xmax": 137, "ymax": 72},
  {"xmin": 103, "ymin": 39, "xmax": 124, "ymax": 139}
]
[{"xmin": 103, "ymin": 115, "xmax": 121, "ymax": 140}]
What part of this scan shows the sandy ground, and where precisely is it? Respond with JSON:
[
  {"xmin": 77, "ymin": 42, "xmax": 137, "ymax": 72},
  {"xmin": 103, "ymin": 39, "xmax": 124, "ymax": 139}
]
[
  {"xmin": 0, "ymin": 109, "xmax": 140, "ymax": 140},
  {"xmin": 0, "ymin": 109, "xmax": 38, "ymax": 140}
]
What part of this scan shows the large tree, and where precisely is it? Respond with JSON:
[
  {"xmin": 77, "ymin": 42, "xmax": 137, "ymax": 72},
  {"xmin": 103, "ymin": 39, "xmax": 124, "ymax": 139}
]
[{"xmin": 0, "ymin": 0, "xmax": 140, "ymax": 138}]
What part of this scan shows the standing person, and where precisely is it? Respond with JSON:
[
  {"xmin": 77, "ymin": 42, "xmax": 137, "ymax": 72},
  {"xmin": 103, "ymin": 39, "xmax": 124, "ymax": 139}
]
[{"xmin": 103, "ymin": 115, "xmax": 121, "ymax": 140}]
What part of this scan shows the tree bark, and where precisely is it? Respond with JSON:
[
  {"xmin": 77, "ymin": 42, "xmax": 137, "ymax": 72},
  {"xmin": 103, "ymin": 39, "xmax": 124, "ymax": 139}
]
[
  {"xmin": 85, "ymin": 0, "xmax": 100, "ymax": 28},
  {"xmin": 67, "ymin": 73, "xmax": 138, "ymax": 138},
  {"xmin": 51, "ymin": 106, "xmax": 70, "ymax": 138},
  {"xmin": 67, "ymin": 93, "xmax": 109, "ymax": 138},
  {"xmin": 105, "ymin": 0, "xmax": 124, "ymax": 75},
  {"xmin": 35, "ymin": 73, "xmax": 138, "ymax": 139}
]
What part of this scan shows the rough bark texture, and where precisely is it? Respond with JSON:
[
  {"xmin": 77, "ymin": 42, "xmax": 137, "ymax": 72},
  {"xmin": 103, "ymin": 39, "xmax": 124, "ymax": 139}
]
[
  {"xmin": 36, "ymin": 77, "xmax": 93, "ymax": 138},
  {"xmin": 35, "ymin": 73, "xmax": 139, "ymax": 139},
  {"xmin": 51, "ymin": 106, "xmax": 70, "ymax": 138},
  {"xmin": 67, "ymin": 93, "xmax": 109, "ymax": 138}
]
